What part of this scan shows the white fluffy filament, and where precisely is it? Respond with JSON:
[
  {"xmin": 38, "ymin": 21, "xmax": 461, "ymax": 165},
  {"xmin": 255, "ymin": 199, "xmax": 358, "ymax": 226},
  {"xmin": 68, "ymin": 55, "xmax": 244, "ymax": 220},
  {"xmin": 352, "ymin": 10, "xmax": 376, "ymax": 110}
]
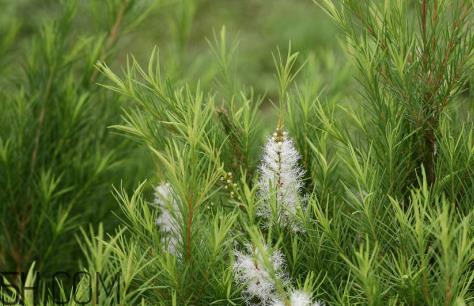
[
  {"xmin": 272, "ymin": 290, "xmax": 323, "ymax": 306},
  {"xmin": 258, "ymin": 128, "xmax": 304, "ymax": 230},
  {"xmin": 154, "ymin": 182, "xmax": 180, "ymax": 254},
  {"xmin": 233, "ymin": 244, "xmax": 288, "ymax": 305}
]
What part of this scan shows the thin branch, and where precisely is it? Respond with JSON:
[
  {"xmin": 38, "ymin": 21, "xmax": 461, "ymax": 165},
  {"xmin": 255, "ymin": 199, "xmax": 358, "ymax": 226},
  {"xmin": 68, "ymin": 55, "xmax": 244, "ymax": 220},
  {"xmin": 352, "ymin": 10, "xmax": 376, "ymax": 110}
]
[
  {"xmin": 186, "ymin": 194, "xmax": 193, "ymax": 261},
  {"xmin": 90, "ymin": 2, "xmax": 127, "ymax": 83},
  {"xmin": 30, "ymin": 70, "xmax": 55, "ymax": 176}
]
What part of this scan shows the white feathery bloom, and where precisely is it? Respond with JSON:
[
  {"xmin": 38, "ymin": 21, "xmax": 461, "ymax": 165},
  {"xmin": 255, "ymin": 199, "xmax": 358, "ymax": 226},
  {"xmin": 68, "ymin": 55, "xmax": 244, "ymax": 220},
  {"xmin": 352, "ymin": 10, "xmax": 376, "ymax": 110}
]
[
  {"xmin": 153, "ymin": 182, "xmax": 180, "ymax": 254},
  {"xmin": 271, "ymin": 300, "xmax": 285, "ymax": 306},
  {"xmin": 258, "ymin": 128, "xmax": 304, "ymax": 230},
  {"xmin": 289, "ymin": 290, "xmax": 323, "ymax": 306},
  {"xmin": 272, "ymin": 290, "xmax": 323, "ymax": 306},
  {"xmin": 233, "ymin": 244, "xmax": 288, "ymax": 305}
]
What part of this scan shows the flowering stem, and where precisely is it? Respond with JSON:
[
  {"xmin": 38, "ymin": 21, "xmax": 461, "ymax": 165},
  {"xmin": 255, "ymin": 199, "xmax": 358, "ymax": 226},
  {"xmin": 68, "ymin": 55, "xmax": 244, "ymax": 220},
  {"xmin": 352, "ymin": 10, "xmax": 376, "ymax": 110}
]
[
  {"xmin": 186, "ymin": 194, "xmax": 193, "ymax": 261},
  {"xmin": 275, "ymin": 126, "xmax": 284, "ymax": 203}
]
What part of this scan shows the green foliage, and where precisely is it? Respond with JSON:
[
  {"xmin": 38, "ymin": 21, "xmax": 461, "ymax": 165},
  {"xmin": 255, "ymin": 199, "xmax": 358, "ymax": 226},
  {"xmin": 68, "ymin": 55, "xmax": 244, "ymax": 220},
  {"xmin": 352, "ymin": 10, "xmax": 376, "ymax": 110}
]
[
  {"xmin": 318, "ymin": 0, "xmax": 474, "ymax": 192},
  {"xmin": 0, "ymin": 0, "xmax": 154, "ymax": 282},
  {"xmin": 1, "ymin": 0, "xmax": 474, "ymax": 305}
]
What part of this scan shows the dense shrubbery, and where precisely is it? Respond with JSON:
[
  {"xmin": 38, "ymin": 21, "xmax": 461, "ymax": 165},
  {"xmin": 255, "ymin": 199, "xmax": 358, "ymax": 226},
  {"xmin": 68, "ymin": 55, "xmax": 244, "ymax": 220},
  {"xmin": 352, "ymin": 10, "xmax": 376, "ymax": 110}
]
[
  {"xmin": 1, "ymin": 1, "xmax": 474, "ymax": 305},
  {"xmin": 0, "ymin": 0, "xmax": 155, "ymax": 294}
]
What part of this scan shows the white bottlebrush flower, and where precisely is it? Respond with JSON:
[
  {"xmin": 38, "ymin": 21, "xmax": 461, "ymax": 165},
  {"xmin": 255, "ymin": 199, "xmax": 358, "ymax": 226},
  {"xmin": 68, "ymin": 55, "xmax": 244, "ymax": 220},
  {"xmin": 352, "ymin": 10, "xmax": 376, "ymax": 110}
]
[
  {"xmin": 258, "ymin": 128, "xmax": 304, "ymax": 230},
  {"xmin": 153, "ymin": 182, "xmax": 180, "ymax": 254},
  {"xmin": 272, "ymin": 290, "xmax": 323, "ymax": 306},
  {"xmin": 289, "ymin": 290, "xmax": 323, "ymax": 306},
  {"xmin": 233, "ymin": 244, "xmax": 288, "ymax": 305},
  {"xmin": 270, "ymin": 300, "xmax": 285, "ymax": 306}
]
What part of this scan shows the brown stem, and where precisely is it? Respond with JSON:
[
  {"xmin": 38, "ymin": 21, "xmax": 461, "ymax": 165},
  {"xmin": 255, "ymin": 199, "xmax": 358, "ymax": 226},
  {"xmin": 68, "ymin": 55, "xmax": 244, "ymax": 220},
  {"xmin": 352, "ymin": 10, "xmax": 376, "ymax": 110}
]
[
  {"xmin": 90, "ymin": 2, "xmax": 126, "ymax": 82},
  {"xmin": 186, "ymin": 195, "xmax": 193, "ymax": 261},
  {"xmin": 419, "ymin": 0, "xmax": 435, "ymax": 186},
  {"xmin": 216, "ymin": 107, "xmax": 245, "ymax": 172},
  {"xmin": 429, "ymin": 5, "xmax": 468, "ymax": 111},
  {"xmin": 18, "ymin": 64, "xmax": 56, "ymax": 279},
  {"xmin": 444, "ymin": 279, "xmax": 452, "ymax": 306},
  {"xmin": 422, "ymin": 252, "xmax": 431, "ymax": 303},
  {"xmin": 419, "ymin": 2, "xmax": 470, "ymax": 186},
  {"xmin": 423, "ymin": 126, "xmax": 436, "ymax": 186},
  {"xmin": 10, "ymin": 215, "xmax": 28, "ymax": 285},
  {"xmin": 350, "ymin": 4, "xmax": 388, "ymax": 51},
  {"xmin": 30, "ymin": 71, "xmax": 54, "ymax": 175},
  {"xmin": 421, "ymin": 0, "xmax": 427, "ymax": 37}
]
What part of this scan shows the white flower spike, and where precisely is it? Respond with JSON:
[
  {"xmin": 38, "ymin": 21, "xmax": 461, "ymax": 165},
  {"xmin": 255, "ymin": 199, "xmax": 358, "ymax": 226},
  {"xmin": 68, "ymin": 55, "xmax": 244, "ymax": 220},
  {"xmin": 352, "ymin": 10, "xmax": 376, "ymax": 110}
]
[
  {"xmin": 258, "ymin": 127, "xmax": 304, "ymax": 231},
  {"xmin": 154, "ymin": 182, "xmax": 180, "ymax": 254},
  {"xmin": 271, "ymin": 290, "xmax": 323, "ymax": 306},
  {"xmin": 233, "ymin": 244, "xmax": 288, "ymax": 305},
  {"xmin": 289, "ymin": 290, "xmax": 323, "ymax": 306}
]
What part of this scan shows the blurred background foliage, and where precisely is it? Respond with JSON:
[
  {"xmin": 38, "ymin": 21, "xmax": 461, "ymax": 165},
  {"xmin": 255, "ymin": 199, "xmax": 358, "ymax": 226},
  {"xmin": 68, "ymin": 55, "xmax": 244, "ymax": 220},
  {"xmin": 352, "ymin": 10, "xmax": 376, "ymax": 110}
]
[
  {"xmin": 1, "ymin": 0, "xmax": 474, "ymax": 305},
  {"xmin": 0, "ymin": 0, "xmax": 343, "ymax": 277},
  {"xmin": 0, "ymin": 0, "xmax": 341, "ymax": 94}
]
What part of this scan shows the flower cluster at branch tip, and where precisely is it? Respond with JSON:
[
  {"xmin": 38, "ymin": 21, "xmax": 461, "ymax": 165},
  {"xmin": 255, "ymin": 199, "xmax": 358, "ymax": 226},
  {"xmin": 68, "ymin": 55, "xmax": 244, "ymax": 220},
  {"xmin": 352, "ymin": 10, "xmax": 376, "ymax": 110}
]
[
  {"xmin": 233, "ymin": 244, "xmax": 288, "ymax": 305},
  {"xmin": 221, "ymin": 171, "xmax": 241, "ymax": 201},
  {"xmin": 272, "ymin": 290, "xmax": 323, "ymax": 306},
  {"xmin": 258, "ymin": 127, "xmax": 305, "ymax": 231},
  {"xmin": 154, "ymin": 182, "xmax": 180, "ymax": 254}
]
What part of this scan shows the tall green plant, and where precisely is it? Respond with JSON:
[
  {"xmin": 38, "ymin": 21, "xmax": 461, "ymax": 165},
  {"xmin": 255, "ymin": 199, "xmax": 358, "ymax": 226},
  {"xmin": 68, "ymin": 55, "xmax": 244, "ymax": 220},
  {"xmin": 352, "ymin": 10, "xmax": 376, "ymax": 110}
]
[
  {"xmin": 0, "ymin": 0, "xmax": 155, "ymax": 279},
  {"xmin": 2, "ymin": 1, "xmax": 473, "ymax": 305},
  {"xmin": 317, "ymin": 0, "xmax": 474, "ymax": 192},
  {"xmin": 71, "ymin": 1, "xmax": 474, "ymax": 303}
]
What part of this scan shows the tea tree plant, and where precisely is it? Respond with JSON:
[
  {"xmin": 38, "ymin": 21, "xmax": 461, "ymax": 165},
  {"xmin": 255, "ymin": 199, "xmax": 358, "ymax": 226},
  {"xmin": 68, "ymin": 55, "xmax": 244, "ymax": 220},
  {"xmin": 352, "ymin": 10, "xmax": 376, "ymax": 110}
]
[
  {"xmin": 64, "ymin": 1, "xmax": 473, "ymax": 305},
  {"xmin": 88, "ymin": 1, "xmax": 474, "ymax": 305},
  {"xmin": 0, "ymin": 0, "xmax": 155, "ymax": 283},
  {"xmin": 2, "ymin": 1, "xmax": 474, "ymax": 305},
  {"xmin": 318, "ymin": 0, "xmax": 474, "ymax": 194}
]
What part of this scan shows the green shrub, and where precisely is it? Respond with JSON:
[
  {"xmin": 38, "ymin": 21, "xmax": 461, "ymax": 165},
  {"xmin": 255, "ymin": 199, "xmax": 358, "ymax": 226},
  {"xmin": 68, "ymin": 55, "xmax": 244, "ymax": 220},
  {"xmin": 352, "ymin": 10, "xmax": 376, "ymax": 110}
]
[
  {"xmin": 1, "ymin": 1, "xmax": 473, "ymax": 305},
  {"xmin": 0, "ymin": 0, "xmax": 154, "ymax": 285}
]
